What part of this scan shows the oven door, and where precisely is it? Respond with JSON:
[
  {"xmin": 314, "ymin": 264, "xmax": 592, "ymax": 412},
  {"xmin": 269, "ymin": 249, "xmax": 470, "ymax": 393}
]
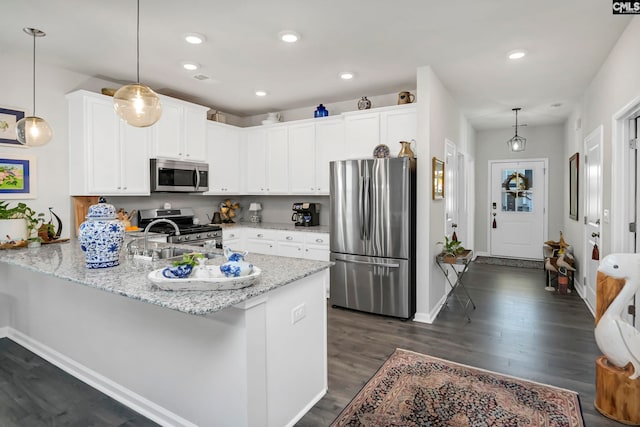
[{"xmin": 150, "ymin": 159, "xmax": 209, "ymax": 192}]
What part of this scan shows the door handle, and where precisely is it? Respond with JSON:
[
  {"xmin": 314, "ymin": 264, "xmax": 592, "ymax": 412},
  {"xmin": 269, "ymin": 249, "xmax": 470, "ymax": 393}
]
[
  {"xmin": 595, "ymin": 219, "xmax": 601, "ymax": 225},
  {"xmin": 334, "ymin": 258, "xmax": 400, "ymax": 268},
  {"xmin": 592, "ymin": 232, "xmax": 600, "ymax": 238}
]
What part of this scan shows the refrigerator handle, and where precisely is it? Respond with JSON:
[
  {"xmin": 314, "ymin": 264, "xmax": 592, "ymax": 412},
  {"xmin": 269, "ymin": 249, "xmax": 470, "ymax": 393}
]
[
  {"xmin": 334, "ymin": 257, "xmax": 400, "ymax": 268},
  {"xmin": 363, "ymin": 176, "xmax": 371, "ymax": 239},
  {"xmin": 359, "ymin": 176, "xmax": 365, "ymax": 239}
]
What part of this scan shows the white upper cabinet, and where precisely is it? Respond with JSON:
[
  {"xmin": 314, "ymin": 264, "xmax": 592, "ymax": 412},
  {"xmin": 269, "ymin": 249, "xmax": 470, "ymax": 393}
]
[
  {"xmin": 314, "ymin": 118, "xmax": 345, "ymax": 193},
  {"xmin": 151, "ymin": 97, "xmax": 208, "ymax": 162},
  {"xmin": 205, "ymin": 121, "xmax": 244, "ymax": 194},
  {"xmin": 343, "ymin": 112, "xmax": 380, "ymax": 159},
  {"xmin": 246, "ymin": 126, "xmax": 289, "ymax": 194},
  {"xmin": 380, "ymin": 106, "xmax": 417, "ymax": 157},
  {"xmin": 288, "ymin": 123, "xmax": 316, "ymax": 194},
  {"xmin": 67, "ymin": 90, "xmax": 150, "ymax": 196}
]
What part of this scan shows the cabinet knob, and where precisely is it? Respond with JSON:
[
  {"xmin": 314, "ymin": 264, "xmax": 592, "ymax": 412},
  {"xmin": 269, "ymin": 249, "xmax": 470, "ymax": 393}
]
[
  {"xmin": 316, "ymin": 238, "xmax": 323, "ymax": 243},
  {"xmin": 311, "ymin": 187, "xmax": 314, "ymax": 191},
  {"xmin": 286, "ymin": 236, "xmax": 293, "ymax": 240},
  {"xmin": 123, "ymin": 187, "xmax": 127, "ymax": 190},
  {"xmin": 257, "ymin": 233, "xmax": 263, "ymax": 238},
  {"xmin": 229, "ymin": 234, "xmax": 235, "ymax": 238},
  {"xmin": 117, "ymin": 186, "xmax": 121, "ymax": 190}
]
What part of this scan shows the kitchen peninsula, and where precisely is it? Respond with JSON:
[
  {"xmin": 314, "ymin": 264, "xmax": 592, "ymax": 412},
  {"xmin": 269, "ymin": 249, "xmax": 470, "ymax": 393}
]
[{"xmin": 0, "ymin": 242, "xmax": 331, "ymax": 427}]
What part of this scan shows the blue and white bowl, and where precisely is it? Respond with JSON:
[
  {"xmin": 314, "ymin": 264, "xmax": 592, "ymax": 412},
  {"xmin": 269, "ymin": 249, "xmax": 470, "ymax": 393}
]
[{"xmin": 162, "ymin": 264, "xmax": 193, "ymax": 279}]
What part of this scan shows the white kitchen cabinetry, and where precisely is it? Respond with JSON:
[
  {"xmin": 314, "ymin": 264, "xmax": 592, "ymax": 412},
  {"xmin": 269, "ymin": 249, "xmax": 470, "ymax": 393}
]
[
  {"xmin": 315, "ymin": 119, "xmax": 345, "ymax": 193},
  {"xmin": 380, "ymin": 106, "xmax": 417, "ymax": 157},
  {"xmin": 275, "ymin": 230, "xmax": 330, "ymax": 261},
  {"xmin": 276, "ymin": 230, "xmax": 306, "ymax": 258},
  {"xmin": 343, "ymin": 112, "xmax": 380, "ymax": 159},
  {"xmin": 222, "ymin": 227, "xmax": 244, "ymax": 250},
  {"xmin": 302, "ymin": 232, "xmax": 330, "ymax": 261},
  {"xmin": 245, "ymin": 228, "xmax": 277, "ymax": 255},
  {"xmin": 246, "ymin": 126, "xmax": 289, "ymax": 194},
  {"xmin": 67, "ymin": 90, "xmax": 150, "ymax": 196},
  {"xmin": 205, "ymin": 121, "xmax": 245, "ymax": 194},
  {"xmin": 151, "ymin": 97, "xmax": 208, "ymax": 162}
]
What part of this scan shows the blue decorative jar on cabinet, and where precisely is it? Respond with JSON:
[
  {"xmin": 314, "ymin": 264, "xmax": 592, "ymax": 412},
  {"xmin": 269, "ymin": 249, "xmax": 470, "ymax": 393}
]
[
  {"xmin": 78, "ymin": 200, "xmax": 125, "ymax": 269},
  {"xmin": 314, "ymin": 104, "xmax": 328, "ymax": 118}
]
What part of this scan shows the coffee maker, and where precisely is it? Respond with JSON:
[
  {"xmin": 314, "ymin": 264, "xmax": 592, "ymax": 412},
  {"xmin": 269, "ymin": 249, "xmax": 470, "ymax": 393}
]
[{"xmin": 291, "ymin": 202, "xmax": 320, "ymax": 227}]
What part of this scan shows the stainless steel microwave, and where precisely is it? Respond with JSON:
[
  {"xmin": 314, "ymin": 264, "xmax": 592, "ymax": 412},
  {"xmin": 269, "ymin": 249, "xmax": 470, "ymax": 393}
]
[{"xmin": 150, "ymin": 158, "xmax": 209, "ymax": 193}]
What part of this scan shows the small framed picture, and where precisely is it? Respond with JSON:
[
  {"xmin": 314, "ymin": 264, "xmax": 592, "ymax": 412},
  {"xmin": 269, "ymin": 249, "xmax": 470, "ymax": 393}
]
[
  {"xmin": 0, "ymin": 152, "xmax": 37, "ymax": 199},
  {"xmin": 432, "ymin": 157, "xmax": 445, "ymax": 200},
  {"xmin": 0, "ymin": 106, "xmax": 26, "ymax": 146}
]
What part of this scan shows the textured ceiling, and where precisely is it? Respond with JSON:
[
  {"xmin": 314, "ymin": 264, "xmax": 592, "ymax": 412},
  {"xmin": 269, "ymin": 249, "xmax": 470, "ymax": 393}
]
[{"xmin": 0, "ymin": 0, "xmax": 631, "ymax": 129}]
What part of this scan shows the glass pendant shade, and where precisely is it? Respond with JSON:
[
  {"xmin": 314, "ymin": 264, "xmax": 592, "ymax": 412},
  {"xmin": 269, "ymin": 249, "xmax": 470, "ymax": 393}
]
[
  {"xmin": 16, "ymin": 116, "xmax": 53, "ymax": 146},
  {"xmin": 507, "ymin": 135, "xmax": 526, "ymax": 152},
  {"xmin": 113, "ymin": 83, "xmax": 162, "ymax": 127}
]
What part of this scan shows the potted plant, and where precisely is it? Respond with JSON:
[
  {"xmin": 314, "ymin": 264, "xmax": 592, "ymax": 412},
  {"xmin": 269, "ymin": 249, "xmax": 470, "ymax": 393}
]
[
  {"xmin": 437, "ymin": 236, "xmax": 467, "ymax": 263},
  {"xmin": 0, "ymin": 201, "xmax": 45, "ymax": 247}
]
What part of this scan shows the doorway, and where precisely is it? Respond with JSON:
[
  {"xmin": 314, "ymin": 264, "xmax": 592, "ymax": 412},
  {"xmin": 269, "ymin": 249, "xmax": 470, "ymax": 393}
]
[
  {"xmin": 583, "ymin": 126, "xmax": 603, "ymax": 313},
  {"xmin": 489, "ymin": 159, "xmax": 548, "ymax": 259}
]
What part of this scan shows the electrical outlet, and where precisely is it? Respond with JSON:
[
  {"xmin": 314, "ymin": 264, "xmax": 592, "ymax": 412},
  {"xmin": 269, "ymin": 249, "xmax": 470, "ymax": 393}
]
[{"xmin": 291, "ymin": 303, "xmax": 306, "ymax": 324}]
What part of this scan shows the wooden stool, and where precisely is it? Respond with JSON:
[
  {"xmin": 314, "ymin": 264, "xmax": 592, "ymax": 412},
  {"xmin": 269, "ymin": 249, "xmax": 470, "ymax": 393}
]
[{"xmin": 595, "ymin": 356, "xmax": 640, "ymax": 425}]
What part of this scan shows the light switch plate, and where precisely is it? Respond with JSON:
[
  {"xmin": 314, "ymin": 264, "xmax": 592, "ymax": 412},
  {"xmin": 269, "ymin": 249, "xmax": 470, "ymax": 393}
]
[{"xmin": 603, "ymin": 209, "xmax": 610, "ymax": 223}]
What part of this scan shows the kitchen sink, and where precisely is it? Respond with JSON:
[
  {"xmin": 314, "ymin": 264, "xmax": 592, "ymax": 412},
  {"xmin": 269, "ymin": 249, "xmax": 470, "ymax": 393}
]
[{"xmin": 129, "ymin": 240, "xmax": 223, "ymax": 262}]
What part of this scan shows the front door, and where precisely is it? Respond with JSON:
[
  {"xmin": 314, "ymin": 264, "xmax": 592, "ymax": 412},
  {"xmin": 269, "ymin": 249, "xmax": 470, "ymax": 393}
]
[
  {"xmin": 490, "ymin": 160, "xmax": 547, "ymax": 259},
  {"xmin": 584, "ymin": 126, "xmax": 603, "ymax": 313}
]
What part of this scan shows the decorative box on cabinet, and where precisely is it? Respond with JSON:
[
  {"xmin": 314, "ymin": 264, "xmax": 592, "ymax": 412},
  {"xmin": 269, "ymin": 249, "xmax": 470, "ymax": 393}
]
[
  {"xmin": 205, "ymin": 121, "xmax": 245, "ymax": 194},
  {"xmin": 151, "ymin": 96, "xmax": 208, "ymax": 161},
  {"xmin": 67, "ymin": 90, "xmax": 150, "ymax": 196}
]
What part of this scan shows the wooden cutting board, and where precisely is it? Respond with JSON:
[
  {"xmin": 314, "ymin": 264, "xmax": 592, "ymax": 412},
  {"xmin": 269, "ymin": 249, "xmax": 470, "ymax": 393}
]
[{"xmin": 72, "ymin": 196, "xmax": 99, "ymax": 237}]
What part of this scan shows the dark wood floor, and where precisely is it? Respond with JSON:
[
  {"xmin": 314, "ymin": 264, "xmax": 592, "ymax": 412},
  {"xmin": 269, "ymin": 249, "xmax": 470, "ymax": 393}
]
[
  {"xmin": 0, "ymin": 262, "xmax": 621, "ymax": 426},
  {"xmin": 0, "ymin": 338, "xmax": 158, "ymax": 426},
  {"xmin": 297, "ymin": 262, "xmax": 620, "ymax": 427}
]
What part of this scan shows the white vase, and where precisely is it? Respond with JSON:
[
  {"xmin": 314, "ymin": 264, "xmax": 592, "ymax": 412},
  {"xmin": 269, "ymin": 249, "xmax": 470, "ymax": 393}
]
[{"xmin": 0, "ymin": 218, "xmax": 28, "ymax": 242}]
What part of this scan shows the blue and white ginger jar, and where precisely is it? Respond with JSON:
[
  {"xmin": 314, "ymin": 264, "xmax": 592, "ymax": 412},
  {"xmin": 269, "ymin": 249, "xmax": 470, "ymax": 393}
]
[{"xmin": 79, "ymin": 201, "xmax": 125, "ymax": 269}]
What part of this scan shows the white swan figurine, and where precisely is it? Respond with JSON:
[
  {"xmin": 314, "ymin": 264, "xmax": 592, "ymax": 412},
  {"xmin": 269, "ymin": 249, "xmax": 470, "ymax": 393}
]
[{"xmin": 595, "ymin": 253, "xmax": 640, "ymax": 379}]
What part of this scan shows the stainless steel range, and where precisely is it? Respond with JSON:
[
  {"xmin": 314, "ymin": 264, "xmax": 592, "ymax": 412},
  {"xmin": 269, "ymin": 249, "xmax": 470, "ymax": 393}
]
[{"xmin": 137, "ymin": 208, "xmax": 222, "ymax": 246}]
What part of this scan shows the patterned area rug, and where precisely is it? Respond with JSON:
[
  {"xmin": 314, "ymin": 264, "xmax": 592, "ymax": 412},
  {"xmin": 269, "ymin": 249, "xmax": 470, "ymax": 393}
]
[{"xmin": 331, "ymin": 349, "xmax": 584, "ymax": 427}]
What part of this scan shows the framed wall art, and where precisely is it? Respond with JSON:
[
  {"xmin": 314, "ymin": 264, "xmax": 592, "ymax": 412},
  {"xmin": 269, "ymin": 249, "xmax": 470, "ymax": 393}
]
[
  {"xmin": 432, "ymin": 157, "xmax": 445, "ymax": 200},
  {"xmin": 0, "ymin": 106, "xmax": 26, "ymax": 146},
  {"xmin": 569, "ymin": 153, "xmax": 579, "ymax": 220},
  {"xmin": 0, "ymin": 152, "xmax": 37, "ymax": 199}
]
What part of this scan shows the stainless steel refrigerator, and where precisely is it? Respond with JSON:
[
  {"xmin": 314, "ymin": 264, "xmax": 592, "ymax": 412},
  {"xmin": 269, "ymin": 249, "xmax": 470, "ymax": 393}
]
[{"xmin": 329, "ymin": 157, "xmax": 416, "ymax": 319}]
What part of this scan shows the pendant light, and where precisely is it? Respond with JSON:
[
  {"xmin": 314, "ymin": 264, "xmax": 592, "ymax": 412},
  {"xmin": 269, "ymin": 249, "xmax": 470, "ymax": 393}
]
[
  {"xmin": 113, "ymin": 0, "xmax": 162, "ymax": 127},
  {"xmin": 16, "ymin": 28, "xmax": 53, "ymax": 147},
  {"xmin": 506, "ymin": 107, "xmax": 526, "ymax": 152}
]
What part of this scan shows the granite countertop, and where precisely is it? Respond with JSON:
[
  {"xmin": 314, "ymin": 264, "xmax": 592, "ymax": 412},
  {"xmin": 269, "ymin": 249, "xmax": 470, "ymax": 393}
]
[
  {"xmin": 220, "ymin": 222, "xmax": 331, "ymax": 234},
  {"xmin": 0, "ymin": 240, "xmax": 331, "ymax": 316}
]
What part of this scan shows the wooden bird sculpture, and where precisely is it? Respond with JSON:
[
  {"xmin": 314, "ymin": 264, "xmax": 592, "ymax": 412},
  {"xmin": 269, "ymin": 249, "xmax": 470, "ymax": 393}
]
[
  {"xmin": 595, "ymin": 253, "xmax": 640, "ymax": 379},
  {"xmin": 556, "ymin": 254, "xmax": 576, "ymax": 272},
  {"xmin": 545, "ymin": 257, "xmax": 558, "ymax": 273}
]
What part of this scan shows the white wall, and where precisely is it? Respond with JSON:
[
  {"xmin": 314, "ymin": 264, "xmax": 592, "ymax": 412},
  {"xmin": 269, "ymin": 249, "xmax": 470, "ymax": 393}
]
[
  {"xmin": 1, "ymin": 52, "xmax": 124, "ymax": 239},
  {"xmin": 575, "ymin": 17, "xmax": 640, "ymax": 256},
  {"xmin": 414, "ymin": 66, "xmax": 474, "ymax": 323},
  {"xmin": 473, "ymin": 124, "xmax": 565, "ymax": 254}
]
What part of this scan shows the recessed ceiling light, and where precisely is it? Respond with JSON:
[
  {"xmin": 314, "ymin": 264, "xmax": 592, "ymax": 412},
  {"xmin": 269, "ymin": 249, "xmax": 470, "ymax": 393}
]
[
  {"xmin": 184, "ymin": 33, "xmax": 206, "ymax": 44},
  {"xmin": 340, "ymin": 72, "xmax": 354, "ymax": 80},
  {"xmin": 182, "ymin": 62, "xmax": 200, "ymax": 71},
  {"xmin": 255, "ymin": 90, "xmax": 267, "ymax": 97},
  {"xmin": 279, "ymin": 31, "xmax": 300, "ymax": 43},
  {"xmin": 507, "ymin": 50, "xmax": 527, "ymax": 60}
]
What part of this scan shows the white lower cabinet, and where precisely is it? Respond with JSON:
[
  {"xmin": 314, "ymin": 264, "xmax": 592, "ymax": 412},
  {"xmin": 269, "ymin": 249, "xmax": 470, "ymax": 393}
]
[
  {"xmin": 245, "ymin": 229, "xmax": 277, "ymax": 255},
  {"xmin": 222, "ymin": 228, "xmax": 245, "ymax": 251},
  {"xmin": 229, "ymin": 227, "xmax": 330, "ymax": 261}
]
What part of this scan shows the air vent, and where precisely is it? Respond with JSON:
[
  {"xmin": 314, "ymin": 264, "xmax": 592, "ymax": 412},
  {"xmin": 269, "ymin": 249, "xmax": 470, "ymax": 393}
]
[{"xmin": 193, "ymin": 74, "xmax": 211, "ymax": 81}]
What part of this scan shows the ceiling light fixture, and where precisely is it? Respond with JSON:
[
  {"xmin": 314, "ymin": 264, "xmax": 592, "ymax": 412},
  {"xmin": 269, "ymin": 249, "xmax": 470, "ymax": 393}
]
[
  {"xmin": 255, "ymin": 90, "xmax": 267, "ymax": 97},
  {"xmin": 182, "ymin": 62, "xmax": 200, "ymax": 71},
  {"xmin": 339, "ymin": 72, "xmax": 354, "ymax": 80},
  {"xmin": 16, "ymin": 27, "xmax": 53, "ymax": 147},
  {"xmin": 508, "ymin": 50, "xmax": 527, "ymax": 60},
  {"xmin": 184, "ymin": 33, "xmax": 206, "ymax": 44},
  {"xmin": 507, "ymin": 108, "xmax": 526, "ymax": 152},
  {"xmin": 279, "ymin": 31, "xmax": 300, "ymax": 43},
  {"xmin": 113, "ymin": 0, "xmax": 162, "ymax": 127}
]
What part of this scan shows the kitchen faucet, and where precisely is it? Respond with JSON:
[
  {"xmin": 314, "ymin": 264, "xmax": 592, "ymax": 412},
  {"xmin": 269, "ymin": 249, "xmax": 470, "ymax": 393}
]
[{"xmin": 143, "ymin": 219, "xmax": 180, "ymax": 256}]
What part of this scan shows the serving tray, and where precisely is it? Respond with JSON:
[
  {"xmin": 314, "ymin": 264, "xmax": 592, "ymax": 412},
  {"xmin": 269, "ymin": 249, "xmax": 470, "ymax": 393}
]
[{"xmin": 148, "ymin": 265, "xmax": 261, "ymax": 291}]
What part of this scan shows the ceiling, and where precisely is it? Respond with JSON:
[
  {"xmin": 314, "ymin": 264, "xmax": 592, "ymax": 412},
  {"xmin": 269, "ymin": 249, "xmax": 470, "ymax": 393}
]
[{"xmin": 0, "ymin": 0, "xmax": 631, "ymax": 129}]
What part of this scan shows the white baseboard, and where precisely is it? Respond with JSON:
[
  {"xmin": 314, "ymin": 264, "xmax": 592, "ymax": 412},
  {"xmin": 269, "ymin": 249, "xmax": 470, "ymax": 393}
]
[
  {"xmin": 0, "ymin": 326, "xmax": 8, "ymax": 339},
  {"xmin": 5, "ymin": 328, "xmax": 196, "ymax": 427},
  {"xmin": 286, "ymin": 388, "xmax": 327, "ymax": 427},
  {"xmin": 413, "ymin": 294, "xmax": 447, "ymax": 324}
]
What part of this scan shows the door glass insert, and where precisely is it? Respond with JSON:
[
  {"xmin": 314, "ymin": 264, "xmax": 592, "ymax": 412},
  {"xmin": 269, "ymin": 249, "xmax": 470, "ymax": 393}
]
[{"xmin": 501, "ymin": 168, "xmax": 533, "ymax": 212}]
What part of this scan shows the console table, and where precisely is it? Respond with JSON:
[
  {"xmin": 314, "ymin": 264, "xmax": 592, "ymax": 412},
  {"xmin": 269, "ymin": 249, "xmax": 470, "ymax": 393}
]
[{"xmin": 436, "ymin": 250, "xmax": 476, "ymax": 321}]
